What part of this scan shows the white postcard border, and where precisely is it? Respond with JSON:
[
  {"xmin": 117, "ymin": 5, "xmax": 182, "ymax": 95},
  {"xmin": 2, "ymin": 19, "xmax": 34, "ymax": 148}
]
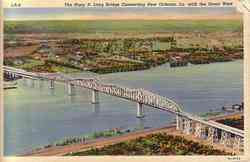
[{"xmin": 0, "ymin": 1, "xmax": 250, "ymax": 162}]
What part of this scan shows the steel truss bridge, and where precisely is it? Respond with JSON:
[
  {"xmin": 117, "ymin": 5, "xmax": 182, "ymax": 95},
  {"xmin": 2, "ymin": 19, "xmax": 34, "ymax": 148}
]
[{"xmin": 3, "ymin": 66, "xmax": 244, "ymax": 154}]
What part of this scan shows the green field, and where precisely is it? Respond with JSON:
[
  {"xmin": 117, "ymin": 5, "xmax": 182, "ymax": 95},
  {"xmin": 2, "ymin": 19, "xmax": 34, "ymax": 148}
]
[{"xmin": 4, "ymin": 20, "xmax": 243, "ymax": 34}]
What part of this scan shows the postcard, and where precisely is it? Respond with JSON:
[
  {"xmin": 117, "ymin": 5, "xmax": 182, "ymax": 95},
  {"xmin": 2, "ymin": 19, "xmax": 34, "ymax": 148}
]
[{"xmin": 0, "ymin": 0, "xmax": 250, "ymax": 162}]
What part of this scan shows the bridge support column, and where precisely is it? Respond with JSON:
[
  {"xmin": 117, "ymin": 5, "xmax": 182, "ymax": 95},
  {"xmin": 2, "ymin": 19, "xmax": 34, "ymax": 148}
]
[
  {"xmin": 91, "ymin": 90, "xmax": 99, "ymax": 104},
  {"xmin": 183, "ymin": 118, "xmax": 192, "ymax": 135},
  {"xmin": 213, "ymin": 128, "xmax": 219, "ymax": 143},
  {"xmin": 238, "ymin": 137, "xmax": 244, "ymax": 155},
  {"xmin": 136, "ymin": 103, "xmax": 144, "ymax": 118},
  {"xmin": 22, "ymin": 78, "xmax": 27, "ymax": 86},
  {"xmin": 38, "ymin": 79, "xmax": 44, "ymax": 89},
  {"xmin": 176, "ymin": 115, "xmax": 181, "ymax": 130},
  {"xmin": 232, "ymin": 136, "xmax": 242, "ymax": 155},
  {"xmin": 11, "ymin": 73, "xmax": 15, "ymax": 79},
  {"xmin": 67, "ymin": 83, "xmax": 74, "ymax": 96},
  {"xmin": 49, "ymin": 80, "xmax": 55, "ymax": 89},
  {"xmin": 201, "ymin": 126, "xmax": 208, "ymax": 139},
  {"xmin": 93, "ymin": 103, "xmax": 100, "ymax": 114},
  {"xmin": 8, "ymin": 73, "xmax": 11, "ymax": 79},
  {"xmin": 208, "ymin": 127, "xmax": 215, "ymax": 144},
  {"xmin": 31, "ymin": 79, "xmax": 35, "ymax": 88},
  {"xmin": 220, "ymin": 130, "xmax": 229, "ymax": 146},
  {"xmin": 194, "ymin": 122, "xmax": 202, "ymax": 138}
]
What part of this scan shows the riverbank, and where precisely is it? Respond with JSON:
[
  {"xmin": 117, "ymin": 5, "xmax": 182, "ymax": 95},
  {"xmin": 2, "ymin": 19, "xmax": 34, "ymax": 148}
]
[
  {"xmin": 22, "ymin": 125, "xmax": 174, "ymax": 156},
  {"xmin": 24, "ymin": 112, "xmax": 243, "ymax": 156},
  {"xmin": 32, "ymin": 127, "xmax": 147, "ymax": 150},
  {"xmin": 4, "ymin": 53, "xmax": 243, "ymax": 75}
]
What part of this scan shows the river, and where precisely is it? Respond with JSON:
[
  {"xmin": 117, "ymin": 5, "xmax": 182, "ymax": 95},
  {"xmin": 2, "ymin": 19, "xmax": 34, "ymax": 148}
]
[{"xmin": 4, "ymin": 60, "xmax": 243, "ymax": 155}]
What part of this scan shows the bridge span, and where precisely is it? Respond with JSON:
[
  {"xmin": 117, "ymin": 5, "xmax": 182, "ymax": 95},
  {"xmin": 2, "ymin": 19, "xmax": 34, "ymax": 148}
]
[{"xmin": 3, "ymin": 66, "xmax": 244, "ymax": 154}]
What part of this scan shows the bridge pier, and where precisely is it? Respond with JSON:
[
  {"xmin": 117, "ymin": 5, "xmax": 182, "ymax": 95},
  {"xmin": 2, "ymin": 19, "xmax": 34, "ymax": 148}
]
[
  {"xmin": 176, "ymin": 114, "xmax": 184, "ymax": 130},
  {"xmin": 136, "ymin": 103, "xmax": 144, "ymax": 118},
  {"xmin": 136, "ymin": 117, "xmax": 145, "ymax": 130},
  {"xmin": 194, "ymin": 122, "xmax": 202, "ymax": 138},
  {"xmin": 93, "ymin": 103, "xmax": 100, "ymax": 114},
  {"xmin": 67, "ymin": 83, "xmax": 74, "ymax": 96},
  {"xmin": 38, "ymin": 79, "xmax": 44, "ymax": 89},
  {"xmin": 31, "ymin": 79, "xmax": 35, "ymax": 88},
  {"xmin": 25, "ymin": 78, "xmax": 35, "ymax": 88},
  {"xmin": 49, "ymin": 80, "xmax": 55, "ymax": 89},
  {"xmin": 208, "ymin": 127, "xmax": 215, "ymax": 144},
  {"xmin": 22, "ymin": 77, "xmax": 28, "ymax": 86},
  {"xmin": 11, "ymin": 73, "xmax": 15, "ymax": 79},
  {"xmin": 183, "ymin": 118, "xmax": 192, "ymax": 135},
  {"xmin": 220, "ymin": 130, "xmax": 229, "ymax": 146},
  {"xmin": 91, "ymin": 90, "xmax": 99, "ymax": 104},
  {"xmin": 237, "ymin": 137, "xmax": 244, "ymax": 154},
  {"xmin": 7, "ymin": 72, "xmax": 15, "ymax": 80},
  {"xmin": 176, "ymin": 115, "xmax": 180, "ymax": 130}
]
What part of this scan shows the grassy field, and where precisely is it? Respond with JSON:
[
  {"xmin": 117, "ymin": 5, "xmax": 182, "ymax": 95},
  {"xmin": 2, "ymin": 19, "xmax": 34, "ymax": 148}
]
[{"xmin": 4, "ymin": 20, "xmax": 243, "ymax": 34}]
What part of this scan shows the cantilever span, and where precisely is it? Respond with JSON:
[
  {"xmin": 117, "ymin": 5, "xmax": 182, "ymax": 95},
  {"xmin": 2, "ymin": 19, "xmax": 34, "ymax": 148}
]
[
  {"xmin": 71, "ymin": 79, "xmax": 183, "ymax": 113},
  {"xmin": 3, "ymin": 66, "xmax": 244, "ymax": 154}
]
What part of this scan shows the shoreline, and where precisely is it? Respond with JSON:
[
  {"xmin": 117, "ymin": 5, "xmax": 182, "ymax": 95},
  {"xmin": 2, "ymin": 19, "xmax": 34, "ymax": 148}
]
[
  {"xmin": 4, "ymin": 59, "xmax": 243, "ymax": 76},
  {"xmin": 23, "ymin": 112, "xmax": 243, "ymax": 156},
  {"xmin": 89, "ymin": 59, "xmax": 243, "ymax": 74}
]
